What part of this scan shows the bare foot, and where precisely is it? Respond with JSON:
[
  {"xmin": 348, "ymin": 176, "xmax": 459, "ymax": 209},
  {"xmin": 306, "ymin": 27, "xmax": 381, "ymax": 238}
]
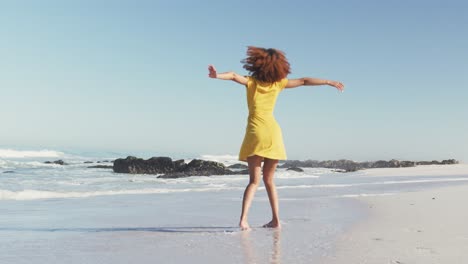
[
  {"xmin": 239, "ymin": 220, "xmax": 250, "ymax": 230},
  {"xmin": 263, "ymin": 220, "xmax": 281, "ymax": 229}
]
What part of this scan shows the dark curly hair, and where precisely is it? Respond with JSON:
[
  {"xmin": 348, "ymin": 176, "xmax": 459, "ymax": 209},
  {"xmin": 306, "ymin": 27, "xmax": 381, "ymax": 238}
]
[{"xmin": 241, "ymin": 46, "xmax": 291, "ymax": 83}]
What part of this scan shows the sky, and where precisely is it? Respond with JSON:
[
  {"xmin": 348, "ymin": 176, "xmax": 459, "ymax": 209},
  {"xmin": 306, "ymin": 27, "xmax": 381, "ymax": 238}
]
[{"xmin": 1, "ymin": 0, "xmax": 467, "ymax": 162}]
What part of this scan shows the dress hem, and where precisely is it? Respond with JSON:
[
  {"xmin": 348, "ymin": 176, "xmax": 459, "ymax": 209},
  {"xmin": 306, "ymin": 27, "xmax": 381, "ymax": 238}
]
[{"xmin": 238, "ymin": 152, "xmax": 287, "ymax": 162}]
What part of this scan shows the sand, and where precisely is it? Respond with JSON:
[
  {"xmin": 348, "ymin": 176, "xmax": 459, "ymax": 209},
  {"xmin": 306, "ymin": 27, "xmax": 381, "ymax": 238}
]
[{"xmin": 326, "ymin": 166, "xmax": 468, "ymax": 264}]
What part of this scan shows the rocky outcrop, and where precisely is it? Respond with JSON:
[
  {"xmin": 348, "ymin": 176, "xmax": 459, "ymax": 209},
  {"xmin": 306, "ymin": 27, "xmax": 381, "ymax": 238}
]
[
  {"xmin": 44, "ymin": 160, "xmax": 68, "ymax": 165},
  {"xmin": 113, "ymin": 156, "xmax": 460, "ymax": 176},
  {"xmin": 113, "ymin": 156, "xmax": 241, "ymax": 178},
  {"xmin": 416, "ymin": 159, "xmax": 458, "ymax": 165},
  {"xmin": 279, "ymin": 159, "xmax": 459, "ymax": 172},
  {"xmin": 279, "ymin": 159, "xmax": 362, "ymax": 172},
  {"xmin": 228, "ymin": 163, "xmax": 248, "ymax": 169},
  {"xmin": 287, "ymin": 167, "xmax": 304, "ymax": 172},
  {"xmin": 113, "ymin": 156, "xmax": 174, "ymax": 174},
  {"xmin": 87, "ymin": 165, "xmax": 113, "ymax": 169}
]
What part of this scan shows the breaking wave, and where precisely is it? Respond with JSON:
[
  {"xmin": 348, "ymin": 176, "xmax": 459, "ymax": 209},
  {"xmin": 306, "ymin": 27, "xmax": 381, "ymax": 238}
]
[{"xmin": 0, "ymin": 149, "xmax": 64, "ymax": 159}]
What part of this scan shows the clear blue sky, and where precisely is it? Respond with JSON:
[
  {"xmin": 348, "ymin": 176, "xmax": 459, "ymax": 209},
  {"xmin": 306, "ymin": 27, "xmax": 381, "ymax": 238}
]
[{"xmin": 1, "ymin": 0, "xmax": 467, "ymax": 162}]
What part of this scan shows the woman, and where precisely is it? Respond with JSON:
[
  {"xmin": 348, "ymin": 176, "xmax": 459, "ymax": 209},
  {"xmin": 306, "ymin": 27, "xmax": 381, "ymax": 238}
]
[{"xmin": 208, "ymin": 46, "xmax": 344, "ymax": 230}]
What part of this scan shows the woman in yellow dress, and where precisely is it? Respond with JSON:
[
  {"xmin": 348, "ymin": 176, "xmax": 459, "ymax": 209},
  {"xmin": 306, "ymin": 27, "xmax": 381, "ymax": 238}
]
[{"xmin": 208, "ymin": 46, "xmax": 344, "ymax": 230}]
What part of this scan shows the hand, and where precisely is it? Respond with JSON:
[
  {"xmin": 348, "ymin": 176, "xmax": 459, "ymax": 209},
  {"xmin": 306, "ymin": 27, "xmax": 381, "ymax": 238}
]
[
  {"xmin": 208, "ymin": 64, "xmax": 217, "ymax": 78},
  {"xmin": 328, "ymin": 80, "xmax": 345, "ymax": 92}
]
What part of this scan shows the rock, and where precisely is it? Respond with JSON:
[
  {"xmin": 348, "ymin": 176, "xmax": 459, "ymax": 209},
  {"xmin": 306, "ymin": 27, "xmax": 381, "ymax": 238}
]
[
  {"xmin": 373, "ymin": 160, "xmax": 398, "ymax": 168},
  {"xmin": 113, "ymin": 156, "xmax": 235, "ymax": 178},
  {"xmin": 55, "ymin": 160, "xmax": 67, "ymax": 165},
  {"xmin": 235, "ymin": 169, "xmax": 249, "ymax": 175},
  {"xmin": 441, "ymin": 159, "xmax": 458, "ymax": 165},
  {"xmin": 113, "ymin": 156, "xmax": 460, "ymax": 176},
  {"xmin": 416, "ymin": 159, "xmax": 458, "ymax": 165},
  {"xmin": 280, "ymin": 159, "xmax": 361, "ymax": 172},
  {"xmin": 228, "ymin": 163, "xmax": 248, "ymax": 169},
  {"xmin": 277, "ymin": 158, "xmax": 456, "ymax": 172},
  {"xmin": 332, "ymin": 169, "xmax": 347, "ymax": 173},
  {"xmin": 44, "ymin": 160, "xmax": 68, "ymax": 165},
  {"xmin": 3, "ymin": 171, "xmax": 14, "ymax": 173},
  {"xmin": 87, "ymin": 165, "xmax": 113, "ymax": 169},
  {"xmin": 416, "ymin": 161, "xmax": 435, "ymax": 165},
  {"xmin": 157, "ymin": 172, "xmax": 188, "ymax": 179},
  {"xmin": 84, "ymin": 161, "xmax": 93, "ymax": 164},
  {"xmin": 400, "ymin": 161, "xmax": 416, "ymax": 167},
  {"xmin": 287, "ymin": 167, "xmax": 304, "ymax": 172},
  {"xmin": 160, "ymin": 159, "xmax": 234, "ymax": 178},
  {"xmin": 174, "ymin": 159, "xmax": 186, "ymax": 171},
  {"xmin": 113, "ymin": 156, "xmax": 174, "ymax": 174},
  {"xmin": 389, "ymin": 159, "xmax": 400, "ymax": 167}
]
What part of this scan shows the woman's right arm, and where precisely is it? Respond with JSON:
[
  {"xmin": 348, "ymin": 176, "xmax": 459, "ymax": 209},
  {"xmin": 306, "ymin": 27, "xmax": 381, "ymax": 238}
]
[
  {"xmin": 208, "ymin": 65, "xmax": 248, "ymax": 85},
  {"xmin": 286, "ymin": 78, "xmax": 344, "ymax": 92}
]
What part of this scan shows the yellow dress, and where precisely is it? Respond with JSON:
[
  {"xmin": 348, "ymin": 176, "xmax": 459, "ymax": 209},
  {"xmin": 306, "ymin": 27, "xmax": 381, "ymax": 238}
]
[{"xmin": 239, "ymin": 76, "xmax": 288, "ymax": 162}]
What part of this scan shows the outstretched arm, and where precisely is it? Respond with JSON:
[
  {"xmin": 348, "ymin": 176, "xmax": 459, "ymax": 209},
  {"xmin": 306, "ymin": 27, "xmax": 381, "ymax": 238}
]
[
  {"xmin": 208, "ymin": 65, "xmax": 248, "ymax": 85},
  {"xmin": 286, "ymin": 78, "xmax": 344, "ymax": 92}
]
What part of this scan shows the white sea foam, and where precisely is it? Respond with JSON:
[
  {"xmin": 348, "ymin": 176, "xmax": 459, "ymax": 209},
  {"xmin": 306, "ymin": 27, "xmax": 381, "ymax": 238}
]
[
  {"xmin": 276, "ymin": 174, "xmax": 320, "ymax": 179},
  {"xmin": 276, "ymin": 184, "xmax": 353, "ymax": 189},
  {"xmin": 0, "ymin": 187, "xmax": 244, "ymax": 201},
  {"xmin": 199, "ymin": 154, "xmax": 239, "ymax": 166},
  {"xmin": 274, "ymin": 178, "xmax": 468, "ymax": 190},
  {"xmin": 337, "ymin": 193, "xmax": 397, "ymax": 198},
  {"xmin": 365, "ymin": 178, "xmax": 468, "ymax": 186},
  {"xmin": 0, "ymin": 149, "xmax": 64, "ymax": 158},
  {"xmin": 0, "ymin": 160, "xmax": 64, "ymax": 169}
]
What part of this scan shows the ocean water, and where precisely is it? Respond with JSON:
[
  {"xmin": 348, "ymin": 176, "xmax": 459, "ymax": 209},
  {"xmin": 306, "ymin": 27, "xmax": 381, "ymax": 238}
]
[
  {"xmin": 1, "ymin": 148, "xmax": 468, "ymax": 263},
  {"xmin": 2, "ymin": 148, "xmax": 467, "ymax": 201}
]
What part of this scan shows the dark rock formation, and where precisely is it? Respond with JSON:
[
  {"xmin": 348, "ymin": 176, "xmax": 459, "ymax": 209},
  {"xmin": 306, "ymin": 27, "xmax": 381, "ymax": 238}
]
[
  {"xmin": 279, "ymin": 159, "xmax": 362, "ymax": 172},
  {"xmin": 113, "ymin": 156, "xmax": 240, "ymax": 178},
  {"xmin": 3, "ymin": 171, "xmax": 14, "ymax": 173},
  {"xmin": 236, "ymin": 169, "xmax": 249, "ymax": 175},
  {"xmin": 287, "ymin": 167, "xmax": 304, "ymax": 172},
  {"xmin": 174, "ymin": 159, "xmax": 186, "ymax": 171},
  {"xmin": 183, "ymin": 159, "xmax": 227, "ymax": 174},
  {"xmin": 228, "ymin": 163, "xmax": 248, "ymax": 169},
  {"xmin": 113, "ymin": 156, "xmax": 174, "ymax": 174},
  {"xmin": 279, "ymin": 159, "xmax": 459, "ymax": 172},
  {"xmin": 44, "ymin": 160, "xmax": 68, "ymax": 165},
  {"xmin": 87, "ymin": 165, "xmax": 113, "ymax": 169},
  {"xmin": 332, "ymin": 169, "xmax": 347, "ymax": 173},
  {"xmin": 84, "ymin": 161, "xmax": 93, "ymax": 164},
  {"xmin": 113, "ymin": 156, "xmax": 460, "ymax": 176},
  {"xmin": 400, "ymin": 161, "xmax": 416, "ymax": 167},
  {"xmin": 441, "ymin": 159, "xmax": 458, "ymax": 165},
  {"xmin": 416, "ymin": 159, "xmax": 458, "ymax": 165}
]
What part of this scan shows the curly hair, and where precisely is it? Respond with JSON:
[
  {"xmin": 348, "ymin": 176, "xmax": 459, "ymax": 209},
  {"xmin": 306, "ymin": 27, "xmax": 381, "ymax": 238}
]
[{"xmin": 241, "ymin": 46, "xmax": 290, "ymax": 83}]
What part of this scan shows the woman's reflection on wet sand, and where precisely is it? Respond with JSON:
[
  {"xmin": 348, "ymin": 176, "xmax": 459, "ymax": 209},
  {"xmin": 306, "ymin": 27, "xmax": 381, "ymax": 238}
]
[{"xmin": 241, "ymin": 229, "xmax": 281, "ymax": 264}]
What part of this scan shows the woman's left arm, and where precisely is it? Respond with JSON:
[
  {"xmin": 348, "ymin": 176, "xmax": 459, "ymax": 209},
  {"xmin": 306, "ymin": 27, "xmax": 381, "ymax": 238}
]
[
  {"xmin": 286, "ymin": 77, "xmax": 344, "ymax": 92},
  {"xmin": 208, "ymin": 65, "xmax": 248, "ymax": 85}
]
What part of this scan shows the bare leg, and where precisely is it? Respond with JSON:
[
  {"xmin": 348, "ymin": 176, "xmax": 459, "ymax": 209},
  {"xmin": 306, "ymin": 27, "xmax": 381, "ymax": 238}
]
[
  {"xmin": 239, "ymin": 155, "xmax": 262, "ymax": 230},
  {"xmin": 262, "ymin": 158, "xmax": 281, "ymax": 228}
]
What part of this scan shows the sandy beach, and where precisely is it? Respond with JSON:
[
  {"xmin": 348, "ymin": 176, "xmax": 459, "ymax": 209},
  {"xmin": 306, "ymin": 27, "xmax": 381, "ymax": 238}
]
[{"xmin": 326, "ymin": 172, "xmax": 468, "ymax": 263}]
